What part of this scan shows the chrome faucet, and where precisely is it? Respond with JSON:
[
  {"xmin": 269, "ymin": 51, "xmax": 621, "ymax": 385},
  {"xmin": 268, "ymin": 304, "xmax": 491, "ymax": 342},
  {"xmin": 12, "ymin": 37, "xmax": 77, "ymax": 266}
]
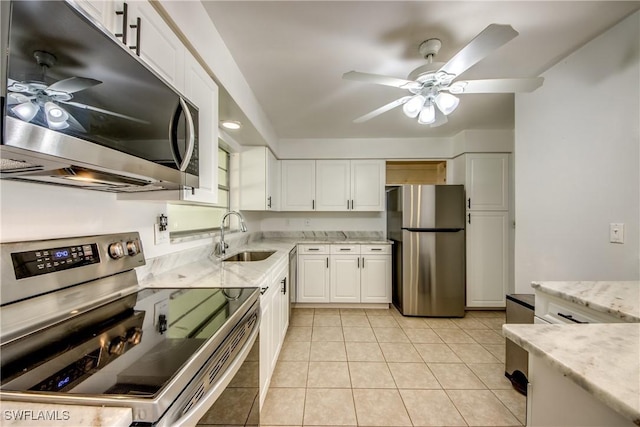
[{"xmin": 218, "ymin": 211, "xmax": 248, "ymax": 256}]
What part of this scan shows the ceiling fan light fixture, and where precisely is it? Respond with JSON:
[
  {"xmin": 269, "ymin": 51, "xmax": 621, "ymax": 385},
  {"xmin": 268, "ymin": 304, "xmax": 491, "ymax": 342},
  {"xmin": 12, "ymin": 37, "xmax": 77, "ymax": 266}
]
[
  {"xmin": 435, "ymin": 92, "xmax": 460, "ymax": 115},
  {"xmin": 417, "ymin": 103, "xmax": 436, "ymax": 125},
  {"xmin": 402, "ymin": 95, "xmax": 426, "ymax": 118},
  {"xmin": 11, "ymin": 102, "xmax": 39, "ymax": 122},
  {"xmin": 45, "ymin": 102, "xmax": 69, "ymax": 124}
]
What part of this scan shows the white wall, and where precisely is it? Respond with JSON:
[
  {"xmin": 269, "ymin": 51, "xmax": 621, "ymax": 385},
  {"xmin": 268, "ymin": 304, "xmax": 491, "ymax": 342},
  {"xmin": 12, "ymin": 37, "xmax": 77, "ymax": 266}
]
[
  {"xmin": 0, "ymin": 180, "xmax": 214, "ymax": 259},
  {"xmin": 514, "ymin": 11, "xmax": 640, "ymax": 292}
]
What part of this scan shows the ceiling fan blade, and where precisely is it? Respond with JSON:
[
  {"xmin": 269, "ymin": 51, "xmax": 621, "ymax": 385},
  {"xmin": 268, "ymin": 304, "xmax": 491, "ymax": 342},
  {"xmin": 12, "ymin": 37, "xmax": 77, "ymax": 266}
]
[
  {"xmin": 438, "ymin": 24, "xmax": 518, "ymax": 78},
  {"xmin": 60, "ymin": 101, "xmax": 150, "ymax": 124},
  {"xmin": 46, "ymin": 77, "xmax": 102, "ymax": 94},
  {"xmin": 343, "ymin": 71, "xmax": 419, "ymax": 90},
  {"xmin": 450, "ymin": 77, "xmax": 543, "ymax": 94},
  {"xmin": 353, "ymin": 96, "xmax": 412, "ymax": 123},
  {"xmin": 431, "ymin": 108, "xmax": 448, "ymax": 128},
  {"xmin": 7, "ymin": 93, "xmax": 34, "ymax": 105}
]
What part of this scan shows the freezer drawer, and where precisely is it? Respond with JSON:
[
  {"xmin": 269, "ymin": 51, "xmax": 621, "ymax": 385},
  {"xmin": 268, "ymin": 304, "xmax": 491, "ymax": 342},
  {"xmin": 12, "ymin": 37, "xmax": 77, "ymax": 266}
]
[{"xmin": 396, "ymin": 229, "xmax": 465, "ymax": 317}]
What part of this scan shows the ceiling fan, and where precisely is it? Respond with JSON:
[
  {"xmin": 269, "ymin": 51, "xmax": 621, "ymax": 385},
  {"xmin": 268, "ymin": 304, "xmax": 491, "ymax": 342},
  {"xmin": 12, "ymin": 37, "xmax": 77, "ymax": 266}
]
[
  {"xmin": 343, "ymin": 24, "xmax": 543, "ymax": 127},
  {"xmin": 7, "ymin": 50, "xmax": 148, "ymax": 131}
]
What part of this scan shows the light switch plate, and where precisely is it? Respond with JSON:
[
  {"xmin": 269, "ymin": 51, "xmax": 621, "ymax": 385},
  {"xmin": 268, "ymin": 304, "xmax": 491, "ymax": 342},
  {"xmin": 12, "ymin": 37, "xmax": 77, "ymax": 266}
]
[
  {"xmin": 154, "ymin": 223, "xmax": 169, "ymax": 245},
  {"xmin": 609, "ymin": 223, "xmax": 624, "ymax": 244}
]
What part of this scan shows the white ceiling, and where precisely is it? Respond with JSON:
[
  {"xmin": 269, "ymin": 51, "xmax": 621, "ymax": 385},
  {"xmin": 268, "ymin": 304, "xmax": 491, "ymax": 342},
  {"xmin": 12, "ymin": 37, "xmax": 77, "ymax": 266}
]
[{"xmin": 203, "ymin": 1, "xmax": 639, "ymax": 140}]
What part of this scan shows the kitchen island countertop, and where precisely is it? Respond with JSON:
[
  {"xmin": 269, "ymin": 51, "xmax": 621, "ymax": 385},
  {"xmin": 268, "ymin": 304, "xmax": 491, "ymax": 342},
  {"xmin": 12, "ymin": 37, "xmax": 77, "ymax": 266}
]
[
  {"xmin": 503, "ymin": 322, "xmax": 640, "ymax": 426},
  {"xmin": 532, "ymin": 280, "xmax": 640, "ymax": 322}
]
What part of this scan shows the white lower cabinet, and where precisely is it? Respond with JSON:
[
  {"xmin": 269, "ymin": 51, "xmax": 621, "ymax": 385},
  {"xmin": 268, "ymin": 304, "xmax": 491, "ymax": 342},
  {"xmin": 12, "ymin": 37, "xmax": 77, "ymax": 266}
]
[
  {"xmin": 297, "ymin": 254, "xmax": 331, "ymax": 303},
  {"xmin": 330, "ymin": 254, "xmax": 361, "ymax": 303},
  {"xmin": 361, "ymin": 254, "xmax": 392, "ymax": 303},
  {"xmin": 259, "ymin": 260, "xmax": 289, "ymax": 407},
  {"xmin": 298, "ymin": 244, "xmax": 391, "ymax": 304},
  {"xmin": 466, "ymin": 211, "xmax": 509, "ymax": 308}
]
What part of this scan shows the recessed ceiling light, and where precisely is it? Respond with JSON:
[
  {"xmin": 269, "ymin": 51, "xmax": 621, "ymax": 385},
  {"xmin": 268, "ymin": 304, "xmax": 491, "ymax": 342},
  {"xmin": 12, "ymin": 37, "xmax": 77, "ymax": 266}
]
[{"xmin": 221, "ymin": 120, "xmax": 241, "ymax": 130}]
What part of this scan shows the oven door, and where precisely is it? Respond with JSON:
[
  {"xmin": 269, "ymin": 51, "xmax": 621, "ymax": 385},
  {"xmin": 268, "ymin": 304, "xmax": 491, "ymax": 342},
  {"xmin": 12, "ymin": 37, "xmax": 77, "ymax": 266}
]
[{"xmin": 160, "ymin": 324, "xmax": 260, "ymax": 427}]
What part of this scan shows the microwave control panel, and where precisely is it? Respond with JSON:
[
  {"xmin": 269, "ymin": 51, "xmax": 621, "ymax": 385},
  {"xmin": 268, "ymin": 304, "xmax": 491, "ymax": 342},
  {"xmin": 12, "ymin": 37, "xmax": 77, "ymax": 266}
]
[{"xmin": 11, "ymin": 243, "xmax": 100, "ymax": 280}]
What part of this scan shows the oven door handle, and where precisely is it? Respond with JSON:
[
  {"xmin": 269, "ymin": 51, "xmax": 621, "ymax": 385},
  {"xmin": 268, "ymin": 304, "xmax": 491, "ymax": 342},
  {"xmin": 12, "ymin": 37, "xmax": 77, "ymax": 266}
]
[
  {"xmin": 168, "ymin": 312, "xmax": 260, "ymax": 427},
  {"xmin": 169, "ymin": 97, "xmax": 196, "ymax": 172}
]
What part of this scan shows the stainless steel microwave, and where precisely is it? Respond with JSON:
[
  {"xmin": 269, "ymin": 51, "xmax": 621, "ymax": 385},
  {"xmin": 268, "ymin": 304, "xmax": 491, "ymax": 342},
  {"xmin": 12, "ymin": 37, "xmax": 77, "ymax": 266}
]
[{"xmin": 0, "ymin": 0, "xmax": 199, "ymax": 192}]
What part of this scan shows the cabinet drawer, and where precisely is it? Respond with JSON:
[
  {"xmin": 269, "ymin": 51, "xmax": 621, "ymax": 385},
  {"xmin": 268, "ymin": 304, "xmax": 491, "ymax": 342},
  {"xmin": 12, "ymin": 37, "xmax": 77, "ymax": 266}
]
[
  {"xmin": 299, "ymin": 244, "xmax": 330, "ymax": 254},
  {"xmin": 361, "ymin": 244, "xmax": 391, "ymax": 254},
  {"xmin": 331, "ymin": 244, "xmax": 360, "ymax": 254},
  {"xmin": 535, "ymin": 291, "xmax": 624, "ymax": 324}
]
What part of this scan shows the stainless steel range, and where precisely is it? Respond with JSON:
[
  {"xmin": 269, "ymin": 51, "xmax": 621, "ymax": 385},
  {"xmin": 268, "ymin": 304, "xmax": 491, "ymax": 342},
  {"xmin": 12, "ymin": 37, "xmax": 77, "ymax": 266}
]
[{"xmin": 0, "ymin": 232, "xmax": 260, "ymax": 426}]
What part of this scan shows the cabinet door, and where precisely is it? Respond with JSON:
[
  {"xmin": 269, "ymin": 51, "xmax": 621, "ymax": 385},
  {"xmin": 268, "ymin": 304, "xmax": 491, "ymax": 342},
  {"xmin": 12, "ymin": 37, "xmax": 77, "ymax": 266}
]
[
  {"xmin": 466, "ymin": 211, "xmax": 508, "ymax": 307},
  {"xmin": 297, "ymin": 255, "xmax": 330, "ymax": 302},
  {"xmin": 182, "ymin": 53, "xmax": 218, "ymax": 204},
  {"xmin": 330, "ymin": 255, "xmax": 361, "ymax": 302},
  {"xmin": 268, "ymin": 282, "xmax": 281, "ymax": 373},
  {"xmin": 74, "ymin": 0, "xmax": 117, "ymax": 31},
  {"xmin": 259, "ymin": 287, "xmax": 272, "ymax": 404},
  {"xmin": 361, "ymin": 255, "xmax": 392, "ymax": 303},
  {"xmin": 465, "ymin": 154, "xmax": 509, "ymax": 211},
  {"xmin": 240, "ymin": 147, "xmax": 268, "ymax": 210},
  {"xmin": 267, "ymin": 149, "xmax": 280, "ymax": 211},
  {"xmin": 281, "ymin": 160, "xmax": 316, "ymax": 211},
  {"xmin": 127, "ymin": 1, "xmax": 185, "ymax": 92},
  {"xmin": 316, "ymin": 160, "xmax": 350, "ymax": 211},
  {"xmin": 279, "ymin": 272, "xmax": 289, "ymax": 342},
  {"xmin": 351, "ymin": 160, "xmax": 385, "ymax": 211}
]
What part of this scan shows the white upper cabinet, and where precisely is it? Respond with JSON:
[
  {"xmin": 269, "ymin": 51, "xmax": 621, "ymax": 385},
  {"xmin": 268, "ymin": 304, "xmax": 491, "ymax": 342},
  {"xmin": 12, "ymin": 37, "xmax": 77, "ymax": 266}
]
[
  {"xmin": 281, "ymin": 159, "xmax": 385, "ymax": 212},
  {"xmin": 73, "ymin": 0, "xmax": 117, "ymax": 31},
  {"xmin": 351, "ymin": 160, "xmax": 385, "ymax": 211},
  {"xmin": 125, "ymin": 1, "xmax": 185, "ymax": 92},
  {"xmin": 281, "ymin": 160, "xmax": 316, "ymax": 211},
  {"xmin": 465, "ymin": 153, "xmax": 509, "ymax": 211},
  {"xmin": 240, "ymin": 147, "xmax": 280, "ymax": 211},
  {"xmin": 181, "ymin": 53, "xmax": 218, "ymax": 204},
  {"xmin": 316, "ymin": 160, "xmax": 350, "ymax": 211}
]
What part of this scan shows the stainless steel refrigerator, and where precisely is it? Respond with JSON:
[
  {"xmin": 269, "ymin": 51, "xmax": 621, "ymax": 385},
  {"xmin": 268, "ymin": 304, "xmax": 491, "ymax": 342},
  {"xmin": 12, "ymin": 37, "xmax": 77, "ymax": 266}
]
[{"xmin": 387, "ymin": 185, "xmax": 466, "ymax": 317}]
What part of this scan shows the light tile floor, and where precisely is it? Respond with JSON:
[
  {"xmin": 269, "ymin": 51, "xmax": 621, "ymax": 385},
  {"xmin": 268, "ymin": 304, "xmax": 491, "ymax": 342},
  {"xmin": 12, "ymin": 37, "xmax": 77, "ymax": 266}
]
[{"xmin": 261, "ymin": 306, "xmax": 525, "ymax": 427}]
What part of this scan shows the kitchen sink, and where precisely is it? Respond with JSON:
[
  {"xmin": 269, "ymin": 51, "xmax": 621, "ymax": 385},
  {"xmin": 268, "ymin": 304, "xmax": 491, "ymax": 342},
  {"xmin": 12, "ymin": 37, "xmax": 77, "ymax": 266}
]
[{"xmin": 223, "ymin": 250, "xmax": 276, "ymax": 262}]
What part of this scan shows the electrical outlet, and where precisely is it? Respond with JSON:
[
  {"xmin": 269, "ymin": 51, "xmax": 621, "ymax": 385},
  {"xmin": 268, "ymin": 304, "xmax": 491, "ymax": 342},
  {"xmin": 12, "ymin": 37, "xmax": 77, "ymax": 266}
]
[
  {"xmin": 304, "ymin": 218, "xmax": 311, "ymax": 227},
  {"xmin": 154, "ymin": 223, "xmax": 169, "ymax": 245},
  {"xmin": 610, "ymin": 223, "xmax": 624, "ymax": 244}
]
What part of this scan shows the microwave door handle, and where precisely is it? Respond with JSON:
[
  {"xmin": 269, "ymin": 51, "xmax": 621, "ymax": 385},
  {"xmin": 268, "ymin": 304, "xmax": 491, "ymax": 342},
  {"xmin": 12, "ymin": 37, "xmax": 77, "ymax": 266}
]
[
  {"xmin": 169, "ymin": 98, "xmax": 196, "ymax": 172},
  {"xmin": 180, "ymin": 97, "xmax": 196, "ymax": 171}
]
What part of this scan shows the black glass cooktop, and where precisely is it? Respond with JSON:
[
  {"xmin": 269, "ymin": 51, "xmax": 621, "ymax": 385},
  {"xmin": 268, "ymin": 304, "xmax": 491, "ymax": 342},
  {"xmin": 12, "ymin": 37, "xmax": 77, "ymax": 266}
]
[{"xmin": 1, "ymin": 287, "xmax": 259, "ymax": 397}]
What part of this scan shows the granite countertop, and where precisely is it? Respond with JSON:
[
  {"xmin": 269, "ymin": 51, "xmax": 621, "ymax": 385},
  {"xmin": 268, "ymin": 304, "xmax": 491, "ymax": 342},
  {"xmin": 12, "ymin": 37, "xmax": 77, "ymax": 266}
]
[
  {"xmin": 0, "ymin": 401, "xmax": 132, "ymax": 426},
  {"xmin": 503, "ymin": 323, "xmax": 640, "ymax": 425},
  {"xmin": 532, "ymin": 281, "xmax": 640, "ymax": 322},
  {"xmin": 139, "ymin": 236, "xmax": 392, "ymax": 289}
]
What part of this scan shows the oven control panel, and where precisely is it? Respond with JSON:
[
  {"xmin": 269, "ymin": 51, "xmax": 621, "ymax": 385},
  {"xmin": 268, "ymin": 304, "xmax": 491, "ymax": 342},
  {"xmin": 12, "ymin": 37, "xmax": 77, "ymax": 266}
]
[{"xmin": 11, "ymin": 243, "xmax": 100, "ymax": 280}]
